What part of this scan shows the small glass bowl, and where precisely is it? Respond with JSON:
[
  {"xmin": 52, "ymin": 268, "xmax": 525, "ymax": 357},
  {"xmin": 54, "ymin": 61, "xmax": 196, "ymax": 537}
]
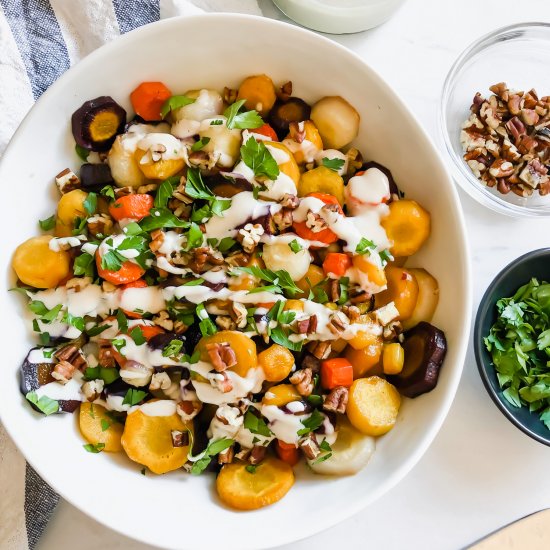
[{"xmin": 439, "ymin": 22, "xmax": 550, "ymax": 217}]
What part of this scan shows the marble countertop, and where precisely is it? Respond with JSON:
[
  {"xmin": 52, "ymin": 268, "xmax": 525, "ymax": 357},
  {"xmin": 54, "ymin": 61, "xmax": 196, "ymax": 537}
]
[{"xmin": 38, "ymin": 0, "xmax": 550, "ymax": 549}]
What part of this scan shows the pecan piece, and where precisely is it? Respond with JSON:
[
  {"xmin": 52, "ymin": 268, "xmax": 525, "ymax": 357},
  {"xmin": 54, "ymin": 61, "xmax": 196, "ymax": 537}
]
[
  {"xmin": 51, "ymin": 360, "xmax": 77, "ymax": 384},
  {"xmin": 171, "ymin": 430, "xmax": 189, "ymax": 448},
  {"xmin": 218, "ymin": 445, "xmax": 235, "ymax": 464},
  {"xmin": 249, "ymin": 445, "xmax": 267, "ymax": 465},
  {"xmin": 87, "ymin": 214, "xmax": 113, "ymax": 238},
  {"xmin": 289, "ymin": 367, "xmax": 314, "ymax": 397},
  {"xmin": 307, "ymin": 341, "xmax": 332, "ymax": 360},
  {"xmin": 176, "ymin": 400, "xmax": 202, "ymax": 421},
  {"xmin": 206, "ymin": 342, "xmax": 237, "ymax": 372},
  {"xmin": 489, "ymin": 159, "xmax": 514, "ymax": 178},
  {"xmin": 300, "ymin": 435, "xmax": 321, "ymax": 460},
  {"xmin": 55, "ymin": 168, "xmax": 81, "ymax": 194},
  {"xmin": 301, "ymin": 353, "xmax": 321, "ymax": 373},
  {"xmin": 328, "ymin": 311, "xmax": 349, "ymax": 335},
  {"xmin": 323, "ymin": 386, "xmax": 349, "ymax": 414}
]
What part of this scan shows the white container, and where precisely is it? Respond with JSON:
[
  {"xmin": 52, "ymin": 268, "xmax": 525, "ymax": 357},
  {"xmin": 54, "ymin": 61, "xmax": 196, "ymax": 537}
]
[{"xmin": 272, "ymin": 0, "xmax": 406, "ymax": 34}]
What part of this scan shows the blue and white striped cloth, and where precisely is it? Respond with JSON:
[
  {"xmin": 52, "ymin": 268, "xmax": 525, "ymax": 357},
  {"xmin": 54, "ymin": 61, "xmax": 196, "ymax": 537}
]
[{"xmin": 0, "ymin": 1, "xmax": 263, "ymax": 548}]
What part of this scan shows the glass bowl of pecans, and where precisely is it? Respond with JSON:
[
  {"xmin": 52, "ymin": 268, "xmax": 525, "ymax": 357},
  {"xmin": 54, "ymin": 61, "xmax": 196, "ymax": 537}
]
[{"xmin": 440, "ymin": 22, "xmax": 550, "ymax": 217}]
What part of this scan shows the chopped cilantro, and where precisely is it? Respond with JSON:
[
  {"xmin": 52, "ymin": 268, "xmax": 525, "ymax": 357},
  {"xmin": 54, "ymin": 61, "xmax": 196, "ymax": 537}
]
[
  {"xmin": 75, "ymin": 144, "xmax": 90, "ymax": 161},
  {"xmin": 73, "ymin": 252, "xmax": 95, "ymax": 278},
  {"xmin": 162, "ymin": 339, "xmax": 183, "ymax": 357},
  {"xmin": 189, "ymin": 437, "xmax": 234, "ymax": 475},
  {"xmin": 130, "ymin": 326, "xmax": 146, "ymax": 345}
]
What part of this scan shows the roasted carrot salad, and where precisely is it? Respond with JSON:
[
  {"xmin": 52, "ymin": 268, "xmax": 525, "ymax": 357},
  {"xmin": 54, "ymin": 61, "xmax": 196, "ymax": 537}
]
[{"xmin": 12, "ymin": 74, "xmax": 447, "ymax": 510}]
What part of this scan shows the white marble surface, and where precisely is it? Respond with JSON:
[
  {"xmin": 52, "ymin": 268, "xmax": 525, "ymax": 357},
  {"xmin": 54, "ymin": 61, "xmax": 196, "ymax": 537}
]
[{"xmin": 38, "ymin": 0, "xmax": 550, "ymax": 549}]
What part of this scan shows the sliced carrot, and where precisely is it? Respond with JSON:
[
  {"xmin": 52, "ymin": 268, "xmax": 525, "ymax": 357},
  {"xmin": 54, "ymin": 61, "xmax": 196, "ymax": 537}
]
[
  {"xmin": 109, "ymin": 194, "xmax": 154, "ymax": 222},
  {"xmin": 136, "ymin": 325, "xmax": 164, "ymax": 341},
  {"xmin": 96, "ymin": 252, "xmax": 145, "ymax": 286},
  {"xmin": 293, "ymin": 192, "xmax": 343, "ymax": 245},
  {"xmin": 321, "ymin": 357, "xmax": 353, "ymax": 389},
  {"xmin": 253, "ymin": 123, "xmax": 278, "ymax": 141},
  {"xmin": 121, "ymin": 279, "xmax": 148, "ymax": 318},
  {"xmin": 130, "ymin": 82, "xmax": 172, "ymax": 121},
  {"xmin": 275, "ymin": 440, "xmax": 300, "ymax": 466},
  {"xmin": 323, "ymin": 253, "xmax": 352, "ymax": 277}
]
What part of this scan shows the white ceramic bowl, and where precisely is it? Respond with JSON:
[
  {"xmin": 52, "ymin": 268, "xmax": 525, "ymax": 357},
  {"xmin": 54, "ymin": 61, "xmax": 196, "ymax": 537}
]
[
  {"xmin": 0, "ymin": 14, "xmax": 471, "ymax": 550},
  {"xmin": 272, "ymin": 0, "xmax": 406, "ymax": 34}
]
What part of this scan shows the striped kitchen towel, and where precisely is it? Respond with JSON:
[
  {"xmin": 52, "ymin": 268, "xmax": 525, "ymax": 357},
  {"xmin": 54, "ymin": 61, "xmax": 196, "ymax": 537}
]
[{"xmin": 0, "ymin": 1, "xmax": 262, "ymax": 548}]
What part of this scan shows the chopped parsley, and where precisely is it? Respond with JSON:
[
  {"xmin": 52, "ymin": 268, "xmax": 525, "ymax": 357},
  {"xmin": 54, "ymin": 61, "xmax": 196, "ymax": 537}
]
[
  {"xmin": 38, "ymin": 215, "xmax": 55, "ymax": 231},
  {"xmin": 191, "ymin": 137, "xmax": 211, "ymax": 152},
  {"xmin": 63, "ymin": 312, "xmax": 85, "ymax": 332},
  {"xmin": 162, "ymin": 339, "xmax": 183, "ymax": 357},
  {"xmin": 140, "ymin": 207, "xmax": 190, "ymax": 232},
  {"xmin": 154, "ymin": 176, "xmax": 180, "ymax": 208},
  {"xmin": 322, "ymin": 157, "xmax": 345, "ymax": 171},
  {"xmin": 184, "ymin": 222, "xmax": 204, "ymax": 251},
  {"xmin": 240, "ymin": 137, "xmax": 280, "ymax": 180},
  {"xmin": 196, "ymin": 303, "xmax": 217, "ymax": 337},
  {"xmin": 243, "ymin": 410, "xmax": 273, "ymax": 437},
  {"xmin": 485, "ymin": 278, "xmax": 550, "ymax": 428},
  {"xmin": 100, "ymin": 419, "xmax": 111, "ymax": 432},
  {"xmin": 73, "ymin": 252, "xmax": 95, "ymax": 278},
  {"xmin": 25, "ymin": 392, "xmax": 59, "ymax": 416},
  {"xmin": 130, "ymin": 326, "xmax": 146, "ymax": 345},
  {"xmin": 185, "ymin": 168, "xmax": 231, "ymax": 221},
  {"xmin": 297, "ymin": 409, "xmax": 325, "ymax": 436},
  {"xmin": 356, "ymin": 237, "xmax": 377, "ymax": 255},
  {"xmin": 83, "ymin": 192, "xmax": 97, "ymax": 215},
  {"xmin": 245, "ymin": 464, "xmax": 257, "ymax": 474},
  {"xmin": 83, "ymin": 442, "xmax": 105, "ymax": 453},
  {"xmin": 28, "ymin": 301, "xmax": 62, "ymax": 323},
  {"xmin": 224, "ymin": 99, "xmax": 263, "ymax": 130},
  {"xmin": 312, "ymin": 440, "xmax": 333, "ymax": 464},
  {"xmin": 189, "ymin": 437, "xmax": 234, "ymax": 475},
  {"xmin": 100, "ymin": 185, "xmax": 116, "ymax": 201},
  {"xmin": 379, "ymin": 249, "xmax": 393, "ymax": 265},
  {"xmin": 236, "ymin": 266, "xmax": 302, "ymax": 295},
  {"xmin": 75, "ymin": 144, "xmax": 90, "ymax": 161},
  {"xmin": 116, "ymin": 309, "xmax": 128, "ymax": 334},
  {"xmin": 289, "ymin": 239, "xmax": 303, "ymax": 254},
  {"xmin": 160, "ymin": 94, "xmax": 196, "ymax": 118},
  {"xmin": 122, "ymin": 389, "xmax": 147, "ymax": 406}
]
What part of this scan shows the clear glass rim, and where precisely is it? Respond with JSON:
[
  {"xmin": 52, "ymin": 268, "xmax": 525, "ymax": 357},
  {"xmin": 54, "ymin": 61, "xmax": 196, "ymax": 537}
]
[{"xmin": 439, "ymin": 22, "xmax": 550, "ymax": 218}]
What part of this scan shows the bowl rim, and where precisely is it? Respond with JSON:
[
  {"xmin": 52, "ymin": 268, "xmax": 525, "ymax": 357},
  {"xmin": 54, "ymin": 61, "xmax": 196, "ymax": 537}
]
[
  {"xmin": 0, "ymin": 12, "xmax": 472, "ymax": 549},
  {"xmin": 474, "ymin": 247, "xmax": 550, "ymax": 446},
  {"xmin": 439, "ymin": 21, "xmax": 550, "ymax": 219}
]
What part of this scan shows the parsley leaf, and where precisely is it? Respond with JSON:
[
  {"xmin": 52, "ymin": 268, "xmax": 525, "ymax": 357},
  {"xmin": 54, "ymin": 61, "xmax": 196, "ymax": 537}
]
[
  {"xmin": 140, "ymin": 207, "xmax": 189, "ymax": 231},
  {"xmin": 217, "ymin": 237, "xmax": 237, "ymax": 253},
  {"xmin": 236, "ymin": 266, "xmax": 302, "ymax": 295},
  {"xmin": 25, "ymin": 391, "xmax": 59, "ymax": 415},
  {"xmin": 240, "ymin": 137, "xmax": 280, "ymax": 180},
  {"xmin": 322, "ymin": 157, "xmax": 345, "ymax": 171},
  {"xmin": 243, "ymin": 410, "xmax": 273, "ymax": 437},
  {"xmin": 184, "ymin": 222, "xmax": 204, "ymax": 251},
  {"xmin": 130, "ymin": 326, "xmax": 146, "ymax": 345},
  {"xmin": 356, "ymin": 238, "xmax": 377, "ymax": 255},
  {"xmin": 224, "ymin": 99, "xmax": 264, "ymax": 130},
  {"xmin": 154, "ymin": 176, "xmax": 180, "ymax": 208},
  {"xmin": 196, "ymin": 303, "xmax": 217, "ymax": 337},
  {"xmin": 289, "ymin": 239, "xmax": 303, "ymax": 253},
  {"xmin": 122, "ymin": 389, "xmax": 147, "ymax": 406},
  {"xmin": 160, "ymin": 95, "xmax": 196, "ymax": 118},
  {"xmin": 100, "ymin": 185, "xmax": 116, "ymax": 201},
  {"xmin": 245, "ymin": 464, "xmax": 257, "ymax": 474},
  {"xmin": 297, "ymin": 409, "xmax": 325, "ymax": 436},
  {"xmin": 162, "ymin": 339, "xmax": 183, "ymax": 357},
  {"xmin": 75, "ymin": 144, "xmax": 90, "ymax": 161},
  {"xmin": 39, "ymin": 215, "xmax": 56, "ymax": 231},
  {"xmin": 270, "ymin": 325, "xmax": 303, "ymax": 352},
  {"xmin": 83, "ymin": 192, "xmax": 97, "ymax": 215},
  {"xmin": 191, "ymin": 137, "xmax": 211, "ymax": 152},
  {"xmin": 190, "ymin": 438, "xmax": 234, "ymax": 475},
  {"xmin": 73, "ymin": 252, "xmax": 95, "ymax": 277},
  {"xmin": 83, "ymin": 442, "xmax": 105, "ymax": 453},
  {"xmin": 185, "ymin": 168, "xmax": 214, "ymax": 200},
  {"xmin": 379, "ymin": 249, "xmax": 393, "ymax": 265},
  {"xmin": 101, "ymin": 419, "xmax": 111, "ymax": 432},
  {"xmin": 101, "ymin": 249, "xmax": 126, "ymax": 271},
  {"xmin": 116, "ymin": 309, "xmax": 128, "ymax": 334}
]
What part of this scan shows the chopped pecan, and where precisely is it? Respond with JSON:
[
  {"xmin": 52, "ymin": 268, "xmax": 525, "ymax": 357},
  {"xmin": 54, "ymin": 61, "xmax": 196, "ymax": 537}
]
[
  {"xmin": 277, "ymin": 80, "xmax": 292, "ymax": 101},
  {"xmin": 249, "ymin": 445, "xmax": 267, "ymax": 465},
  {"xmin": 97, "ymin": 340, "xmax": 116, "ymax": 368},
  {"xmin": 54, "ymin": 344, "xmax": 87, "ymax": 370},
  {"xmin": 113, "ymin": 186, "xmax": 134, "ymax": 198},
  {"xmin": 51, "ymin": 360, "xmax": 77, "ymax": 384},
  {"xmin": 237, "ymin": 223, "xmax": 264, "ymax": 254},
  {"xmin": 328, "ymin": 311, "xmax": 349, "ymax": 335},
  {"xmin": 218, "ymin": 445, "xmax": 234, "ymax": 464},
  {"xmin": 225, "ymin": 251, "xmax": 251, "ymax": 268},
  {"xmin": 149, "ymin": 371, "xmax": 172, "ymax": 391},
  {"xmin": 328, "ymin": 279, "xmax": 340, "ymax": 302},
  {"xmin": 152, "ymin": 310, "xmax": 174, "ymax": 331},
  {"xmin": 55, "ymin": 168, "xmax": 81, "ymax": 194},
  {"xmin": 489, "ymin": 82, "xmax": 509, "ymax": 101},
  {"xmin": 289, "ymin": 367, "xmax": 314, "ymax": 396},
  {"xmin": 323, "ymin": 386, "xmax": 349, "ymax": 414},
  {"xmin": 296, "ymin": 314, "xmax": 318, "ymax": 335},
  {"xmin": 149, "ymin": 229, "xmax": 165, "ymax": 253},
  {"xmin": 307, "ymin": 341, "xmax": 332, "ymax": 360},
  {"xmin": 342, "ymin": 305, "xmax": 361, "ymax": 323},
  {"xmin": 272, "ymin": 208, "xmax": 293, "ymax": 231},
  {"xmin": 299, "ymin": 435, "xmax": 320, "ymax": 460},
  {"xmin": 87, "ymin": 214, "xmax": 113, "ymax": 237},
  {"xmin": 301, "ymin": 353, "xmax": 321, "ymax": 373},
  {"xmin": 81, "ymin": 379, "xmax": 104, "ymax": 401},
  {"xmin": 223, "ymin": 87, "xmax": 238, "ymax": 104},
  {"xmin": 231, "ymin": 302, "xmax": 248, "ymax": 329},
  {"xmin": 176, "ymin": 400, "xmax": 202, "ymax": 421},
  {"xmin": 505, "ymin": 116, "xmax": 526, "ymax": 143},
  {"xmin": 279, "ymin": 193, "xmax": 300, "ymax": 209},
  {"xmin": 305, "ymin": 211, "xmax": 328, "ymax": 233},
  {"xmin": 171, "ymin": 430, "xmax": 189, "ymax": 448},
  {"xmin": 489, "ymin": 159, "xmax": 514, "ymax": 178},
  {"xmin": 288, "ymin": 121, "xmax": 306, "ymax": 144},
  {"xmin": 206, "ymin": 342, "xmax": 237, "ymax": 372},
  {"xmin": 188, "ymin": 246, "xmax": 224, "ymax": 273}
]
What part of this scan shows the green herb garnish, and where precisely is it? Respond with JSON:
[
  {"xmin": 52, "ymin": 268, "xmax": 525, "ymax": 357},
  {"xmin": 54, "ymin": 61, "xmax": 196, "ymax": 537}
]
[
  {"xmin": 322, "ymin": 157, "xmax": 345, "ymax": 171},
  {"xmin": 191, "ymin": 137, "xmax": 211, "ymax": 152},
  {"xmin": 25, "ymin": 392, "xmax": 59, "ymax": 415},
  {"xmin": 289, "ymin": 239, "xmax": 303, "ymax": 254},
  {"xmin": 190, "ymin": 438, "xmax": 234, "ymax": 475},
  {"xmin": 39, "ymin": 215, "xmax": 56, "ymax": 231},
  {"xmin": 356, "ymin": 238, "xmax": 377, "ymax": 255},
  {"xmin": 240, "ymin": 137, "xmax": 279, "ymax": 180},
  {"xmin": 154, "ymin": 176, "xmax": 180, "ymax": 208},
  {"xmin": 297, "ymin": 409, "xmax": 325, "ymax": 436},
  {"xmin": 83, "ymin": 442, "xmax": 105, "ymax": 453},
  {"xmin": 122, "ymin": 389, "xmax": 147, "ymax": 406},
  {"xmin": 224, "ymin": 99, "xmax": 263, "ymax": 130},
  {"xmin": 160, "ymin": 95, "xmax": 196, "ymax": 118},
  {"xmin": 243, "ymin": 410, "xmax": 273, "ymax": 437}
]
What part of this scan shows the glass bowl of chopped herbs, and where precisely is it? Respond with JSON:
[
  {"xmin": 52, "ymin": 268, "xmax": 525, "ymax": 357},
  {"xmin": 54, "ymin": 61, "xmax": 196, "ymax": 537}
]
[{"xmin": 475, "ymin": 248, "xmax": 550, "ymax": 445}]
